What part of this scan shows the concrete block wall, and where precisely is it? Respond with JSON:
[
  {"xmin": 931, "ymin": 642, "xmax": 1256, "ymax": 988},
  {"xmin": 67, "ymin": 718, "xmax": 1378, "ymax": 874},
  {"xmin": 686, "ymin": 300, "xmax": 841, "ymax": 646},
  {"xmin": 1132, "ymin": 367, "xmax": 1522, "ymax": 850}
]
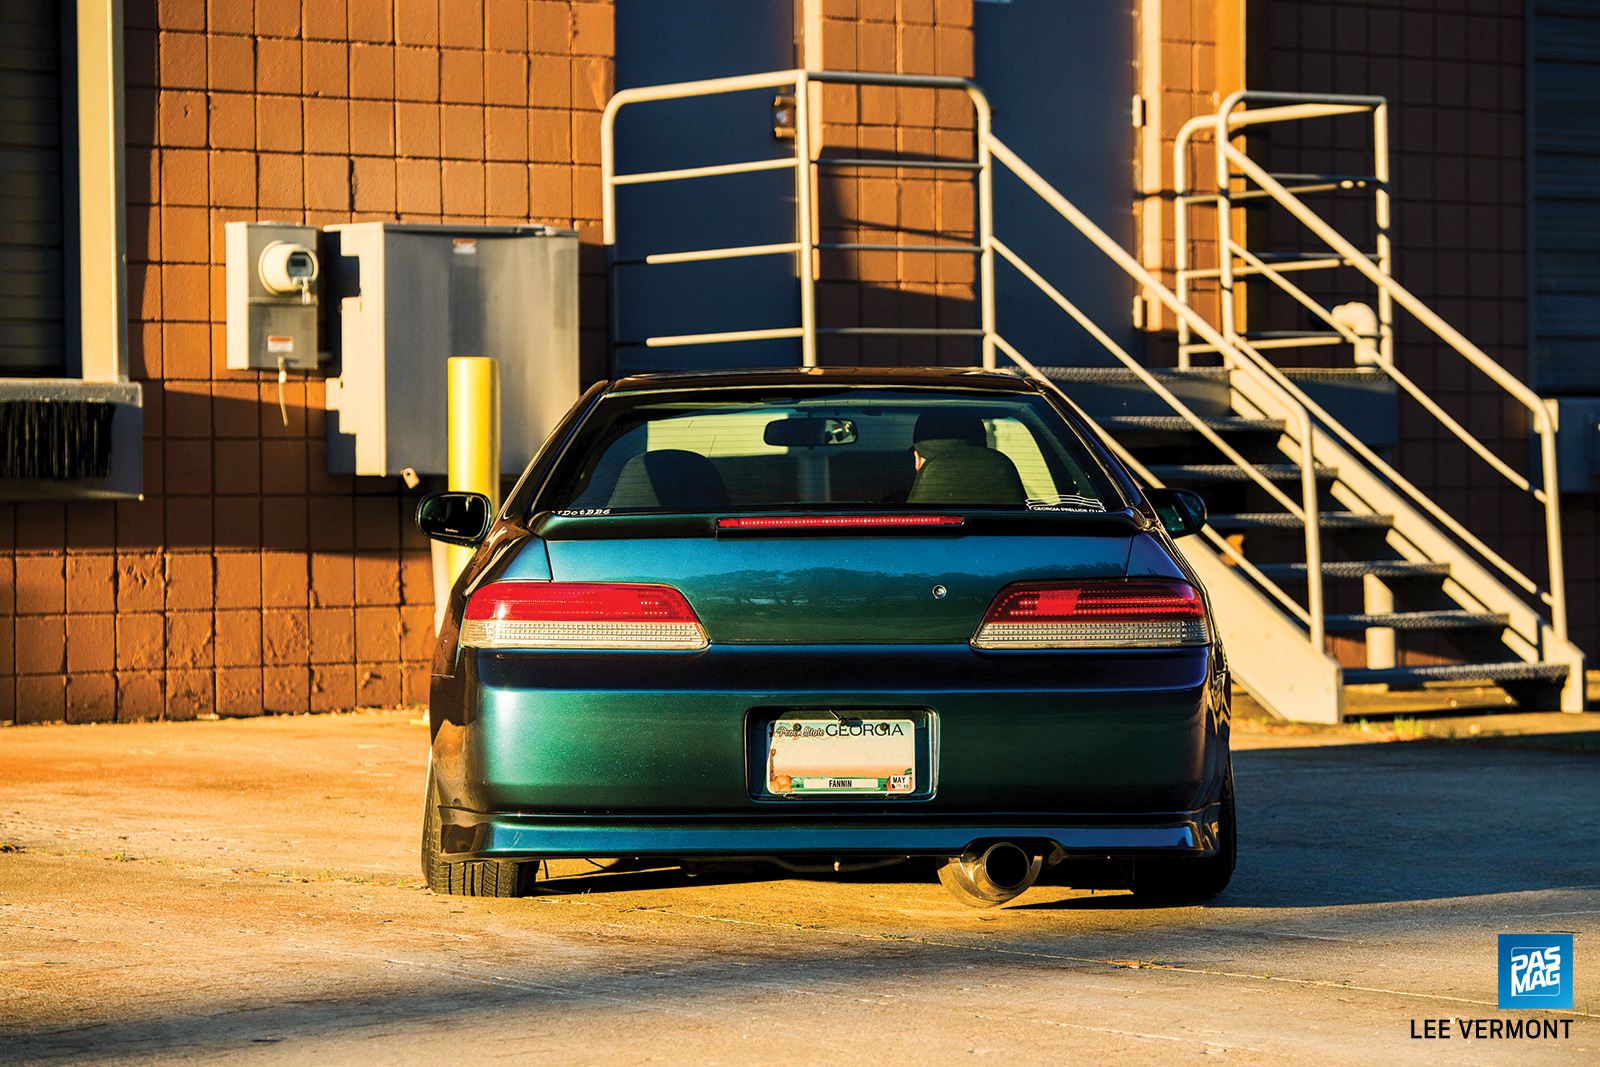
[
  {"xmin": 0, "ymin": 0, "xmax": 614, "ymax": 724},
  {"xmin": 808, "ymin": 0, "xmax": 980, "ymax": 367}
]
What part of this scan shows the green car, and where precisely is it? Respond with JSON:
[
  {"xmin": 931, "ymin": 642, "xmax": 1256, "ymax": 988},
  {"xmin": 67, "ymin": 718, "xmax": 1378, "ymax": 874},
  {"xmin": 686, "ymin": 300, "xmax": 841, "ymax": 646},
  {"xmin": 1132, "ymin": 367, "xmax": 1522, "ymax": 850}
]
[{"xmin": 418, "ymin": 367, "xmax": 1232, "ymax": 907}]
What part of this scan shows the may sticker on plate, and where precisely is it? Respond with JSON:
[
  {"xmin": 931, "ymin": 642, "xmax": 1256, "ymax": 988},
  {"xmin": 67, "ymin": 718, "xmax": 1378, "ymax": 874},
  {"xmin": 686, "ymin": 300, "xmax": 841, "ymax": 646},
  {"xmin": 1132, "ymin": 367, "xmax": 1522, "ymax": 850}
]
[{"xmin": 767, "ymin": 718, "xmax": 914, "ymax": 794}]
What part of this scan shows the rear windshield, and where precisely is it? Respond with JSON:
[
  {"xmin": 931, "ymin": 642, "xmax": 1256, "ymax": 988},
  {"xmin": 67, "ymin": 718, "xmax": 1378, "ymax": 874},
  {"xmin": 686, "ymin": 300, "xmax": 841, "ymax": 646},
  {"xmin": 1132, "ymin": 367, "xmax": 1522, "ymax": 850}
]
[{"xmin": 537, "ymin": 387, "xmax": 1123, "ymax": 515}]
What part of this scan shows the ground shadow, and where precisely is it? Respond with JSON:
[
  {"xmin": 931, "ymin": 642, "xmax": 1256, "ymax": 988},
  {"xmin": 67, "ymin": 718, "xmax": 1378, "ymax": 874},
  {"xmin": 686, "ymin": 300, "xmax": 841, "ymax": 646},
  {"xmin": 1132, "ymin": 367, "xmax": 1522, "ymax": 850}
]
[{"xmin": 522, "ymin": 737, "xmax": 1600, "ymax": 913}]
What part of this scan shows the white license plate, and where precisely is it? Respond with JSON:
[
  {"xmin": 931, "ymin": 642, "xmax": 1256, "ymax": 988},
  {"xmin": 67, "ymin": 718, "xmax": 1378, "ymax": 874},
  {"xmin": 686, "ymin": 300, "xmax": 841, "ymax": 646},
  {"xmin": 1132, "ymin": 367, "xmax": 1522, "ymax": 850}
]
[{"xmin": 766, "ymin": 718, "xmax": 915, "ymax": 794}]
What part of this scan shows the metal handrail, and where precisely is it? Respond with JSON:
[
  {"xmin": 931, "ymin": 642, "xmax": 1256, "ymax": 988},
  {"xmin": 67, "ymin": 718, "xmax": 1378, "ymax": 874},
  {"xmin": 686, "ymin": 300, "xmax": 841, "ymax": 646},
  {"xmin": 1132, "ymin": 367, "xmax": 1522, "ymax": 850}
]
[
  {"xmin": 1213, "ymin": 266, "xmax": 1550, "ymax": 607},
  {"xmin": 1170, "ymin": 88, "xmax": 1567, "ymax": 641},
  {"xmin": 601, "ymin": 68, "xmax": 996, "ymax": 369},
  {"xmin": 984, "ymin": 135, "xmax": 1326, "ymax": 647},
  {"xmin": 1230, "ymin": 241, "xmax": 1540, "ymax": 501},
  {"xmin": 1173, "ymin": 93, "xmax": 1390, "ymax": 367},
  {"xmin": 601, "ymin": 70, "xmax": 1329, "ymax": 647}
]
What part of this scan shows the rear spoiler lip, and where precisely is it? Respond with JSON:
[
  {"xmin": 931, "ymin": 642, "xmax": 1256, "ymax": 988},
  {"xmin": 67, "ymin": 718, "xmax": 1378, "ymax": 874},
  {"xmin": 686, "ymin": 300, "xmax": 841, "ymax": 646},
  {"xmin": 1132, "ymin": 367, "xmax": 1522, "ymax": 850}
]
[{"xmin": 531, "ymin": 509, "xmax": 1147, "ymax": 541}]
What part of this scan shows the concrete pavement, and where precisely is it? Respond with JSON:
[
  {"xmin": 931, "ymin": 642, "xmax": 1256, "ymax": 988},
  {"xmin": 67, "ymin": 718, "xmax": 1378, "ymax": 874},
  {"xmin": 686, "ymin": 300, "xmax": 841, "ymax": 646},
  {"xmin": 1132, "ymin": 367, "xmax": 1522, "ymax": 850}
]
[{"xmin": 1, "ymin": 704, "xmax": 1597, "ymax": 1064}]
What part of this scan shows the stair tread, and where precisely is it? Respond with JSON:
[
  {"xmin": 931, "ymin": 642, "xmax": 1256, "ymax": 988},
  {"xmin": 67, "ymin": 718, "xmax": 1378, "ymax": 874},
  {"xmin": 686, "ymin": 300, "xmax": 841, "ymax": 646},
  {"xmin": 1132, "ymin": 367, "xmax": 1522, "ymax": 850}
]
[
  {"xmin": 1035, "ymin": 366, "xmax": 1231, "ymax": 382},
  {"xmin": 1345, "ymin": 662, "xmax": 1569, "ymax": 684},
  {"xmin": 1144, "ymin": 463, "xmax": 1337, "ymax": 481},
  {"xmin": 1098, "ymin": 415, "xmax": 1286, "ymax": 432},
  {"xmin": 1279, "ymin": 367, "xmax": 1390, "ymax": 382},
  {"xmin": 1254, "ymin": 559, "xmax": 1452, "ymax": 578},
  {"xmin": 1324, "ymin": 611, "xmax": 1511, "ymax": 631},
  {"xmin": 1209, "ymin": 512, "xmax": 1394, "ymax": 530}
]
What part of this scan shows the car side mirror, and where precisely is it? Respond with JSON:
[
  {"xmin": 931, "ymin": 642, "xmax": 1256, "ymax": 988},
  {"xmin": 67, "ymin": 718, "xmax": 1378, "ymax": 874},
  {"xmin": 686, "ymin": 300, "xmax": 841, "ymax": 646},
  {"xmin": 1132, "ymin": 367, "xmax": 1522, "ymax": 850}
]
[
  {"xmin": 1145, "ymin": 487, "xmax": 1207, "ymax": 538},
  {"xmin": 417, "ymin": 492, "xmax": 492, "ymax": 546}
]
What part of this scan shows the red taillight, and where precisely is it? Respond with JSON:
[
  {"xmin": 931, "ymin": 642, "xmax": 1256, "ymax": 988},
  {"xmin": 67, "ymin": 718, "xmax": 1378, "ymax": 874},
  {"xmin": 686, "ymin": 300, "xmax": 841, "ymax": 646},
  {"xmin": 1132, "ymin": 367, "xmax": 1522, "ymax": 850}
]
[
  {"xmin": 717, "ymin": 515, "xmax": 964, "ymax": 530},
  {"xmin": 461, "ymin": 582, "xmax": 708, "ymax": 650},
  {"xmin": 972, "ymin": 580, "xmax": 1209, "ymax": 649}
]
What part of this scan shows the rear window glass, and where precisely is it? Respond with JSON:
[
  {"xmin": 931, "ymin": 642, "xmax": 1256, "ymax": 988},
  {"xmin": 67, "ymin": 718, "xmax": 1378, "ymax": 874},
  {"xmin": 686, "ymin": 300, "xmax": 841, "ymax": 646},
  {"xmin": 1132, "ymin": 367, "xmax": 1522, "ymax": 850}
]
[{"xmin": 538, "ymin": 387, "xmax": 1120, "ymax": 515}]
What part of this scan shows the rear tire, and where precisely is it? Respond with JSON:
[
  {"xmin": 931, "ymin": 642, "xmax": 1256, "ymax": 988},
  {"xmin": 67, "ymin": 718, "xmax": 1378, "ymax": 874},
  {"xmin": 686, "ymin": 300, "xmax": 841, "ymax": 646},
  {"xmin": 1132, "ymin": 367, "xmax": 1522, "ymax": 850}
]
[
  {"xmin": 1130, "ymin": 759, "xmax": 1236, "ymax": 905},
  {"xmin": 421, "ymin": 777, "xmax": 535, "ymax": 897}
]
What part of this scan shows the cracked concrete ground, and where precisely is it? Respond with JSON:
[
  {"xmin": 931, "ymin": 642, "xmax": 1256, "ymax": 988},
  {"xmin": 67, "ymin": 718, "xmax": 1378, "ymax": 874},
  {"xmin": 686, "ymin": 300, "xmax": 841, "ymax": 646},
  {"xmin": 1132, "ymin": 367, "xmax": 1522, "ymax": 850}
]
[{"xmin": 1, "ymin": 705, "xmax": 1597, "ymax": 1065}]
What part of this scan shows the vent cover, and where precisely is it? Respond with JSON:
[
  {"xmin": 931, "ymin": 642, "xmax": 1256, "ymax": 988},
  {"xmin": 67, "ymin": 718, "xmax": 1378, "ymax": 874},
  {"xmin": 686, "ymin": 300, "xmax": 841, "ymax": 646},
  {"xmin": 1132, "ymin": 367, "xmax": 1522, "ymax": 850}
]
[{"xmin": 0, "ymin": 401, "xmax": 118, "ymax": 479}]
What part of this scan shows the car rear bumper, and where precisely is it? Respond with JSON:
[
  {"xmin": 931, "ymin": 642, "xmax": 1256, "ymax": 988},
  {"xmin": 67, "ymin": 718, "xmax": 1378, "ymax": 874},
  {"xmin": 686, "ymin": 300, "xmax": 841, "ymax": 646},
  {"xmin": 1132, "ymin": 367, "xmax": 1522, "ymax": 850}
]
[
  {"xmin": 434, "ymin": 804, "xmax": 1224, "ymax": 861},
  {"xmin": 433, "ymin": 644, "xmax": 1230, "ymax": 816}
]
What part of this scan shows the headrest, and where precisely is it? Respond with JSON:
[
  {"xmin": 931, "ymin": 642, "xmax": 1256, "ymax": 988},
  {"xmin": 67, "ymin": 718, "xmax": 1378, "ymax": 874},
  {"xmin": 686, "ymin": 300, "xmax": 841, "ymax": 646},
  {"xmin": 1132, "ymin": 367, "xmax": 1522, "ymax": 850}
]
[
  {"xmin": 609, "ymin": 449, "xmax": 730, "ymax": 510},
  {"xmin": 912, "ymin": 410, "xmax": 986, "ymax": 448}
]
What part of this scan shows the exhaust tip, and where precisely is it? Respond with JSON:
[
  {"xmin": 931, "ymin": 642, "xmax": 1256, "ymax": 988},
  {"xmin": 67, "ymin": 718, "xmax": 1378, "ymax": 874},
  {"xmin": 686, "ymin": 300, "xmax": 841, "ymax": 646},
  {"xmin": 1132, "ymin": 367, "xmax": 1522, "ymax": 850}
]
[{"xmin": 981, "ymin": 842, "xmax": 1033, "ymax": 891}]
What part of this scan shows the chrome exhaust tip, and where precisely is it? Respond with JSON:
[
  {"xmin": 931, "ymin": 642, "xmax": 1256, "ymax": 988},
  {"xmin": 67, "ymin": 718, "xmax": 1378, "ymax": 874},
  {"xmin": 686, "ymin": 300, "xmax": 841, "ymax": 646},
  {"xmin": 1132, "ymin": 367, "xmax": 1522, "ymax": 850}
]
[{"xmin": 979, "ymin": 842, "xmax": 1034, "ymax": 891}]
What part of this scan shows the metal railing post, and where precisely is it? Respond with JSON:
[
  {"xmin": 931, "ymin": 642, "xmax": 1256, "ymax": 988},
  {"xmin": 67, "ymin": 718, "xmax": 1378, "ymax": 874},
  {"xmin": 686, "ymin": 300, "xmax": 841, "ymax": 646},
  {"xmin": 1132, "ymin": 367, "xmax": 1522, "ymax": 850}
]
[
  {"xmin": 1541, "ymin": 400, "xmax": 1568, "ymax": 640},
  {"xmin": 976, "ymin": 92, "xmax": 996, "ymax": 370},
  {"xmin": 794, "ymin": 70, "xmax": 817, "ymax": 368},
  {"xmin": 1373, "ymin": 102, "xmax": 1395, "ymax": 365},
  {"xmin": 1212, "ymin": 111, "xmax": 1237, "ymax": 359}
]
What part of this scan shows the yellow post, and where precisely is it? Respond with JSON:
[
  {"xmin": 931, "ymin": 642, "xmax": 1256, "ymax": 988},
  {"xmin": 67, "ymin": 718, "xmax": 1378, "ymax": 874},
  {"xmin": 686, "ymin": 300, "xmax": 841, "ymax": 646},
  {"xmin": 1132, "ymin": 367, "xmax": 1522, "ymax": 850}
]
[{"xmin": 447, "ymin": 357, "xmax": 500, "ymax": 582}]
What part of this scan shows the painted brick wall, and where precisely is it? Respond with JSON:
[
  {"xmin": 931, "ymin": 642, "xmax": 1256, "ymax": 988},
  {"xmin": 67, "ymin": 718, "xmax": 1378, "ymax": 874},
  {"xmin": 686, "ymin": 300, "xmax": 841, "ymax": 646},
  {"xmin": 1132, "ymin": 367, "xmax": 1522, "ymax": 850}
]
[
  {"xmin": 809, "ymin": 0, "xmax": 979, "ymax": 367},
  {"xmin": 0, "ymin": 0, "xmax": 614, "ymax": 724}
]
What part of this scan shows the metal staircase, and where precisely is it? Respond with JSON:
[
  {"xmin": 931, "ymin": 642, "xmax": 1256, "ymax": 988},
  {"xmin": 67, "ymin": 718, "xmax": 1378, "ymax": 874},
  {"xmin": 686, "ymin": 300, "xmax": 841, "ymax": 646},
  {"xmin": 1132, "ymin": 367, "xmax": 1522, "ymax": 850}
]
[{"xmin": 602, "ymin": 73, "xmax": 1585, "ymax": 723}]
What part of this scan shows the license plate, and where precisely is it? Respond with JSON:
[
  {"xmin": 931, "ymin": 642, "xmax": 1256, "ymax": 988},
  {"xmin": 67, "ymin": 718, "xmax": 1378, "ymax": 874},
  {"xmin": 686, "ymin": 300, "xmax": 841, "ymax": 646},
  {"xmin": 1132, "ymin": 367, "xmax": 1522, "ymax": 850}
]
[{"xmin": 766, "ymin": 718, "xmax": 915, "ymax": 794}]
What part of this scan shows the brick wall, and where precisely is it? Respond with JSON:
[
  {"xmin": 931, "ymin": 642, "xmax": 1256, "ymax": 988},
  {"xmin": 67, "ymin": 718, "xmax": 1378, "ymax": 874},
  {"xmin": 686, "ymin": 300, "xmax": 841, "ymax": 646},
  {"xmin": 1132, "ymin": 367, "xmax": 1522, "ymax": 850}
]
[
  {"xmin": 0, "ymin": 0, "xmax": 614, "ymax": 724},
  {"xmin": 808, "ymin": 0, "xmax": 979, "ymax": 367}
]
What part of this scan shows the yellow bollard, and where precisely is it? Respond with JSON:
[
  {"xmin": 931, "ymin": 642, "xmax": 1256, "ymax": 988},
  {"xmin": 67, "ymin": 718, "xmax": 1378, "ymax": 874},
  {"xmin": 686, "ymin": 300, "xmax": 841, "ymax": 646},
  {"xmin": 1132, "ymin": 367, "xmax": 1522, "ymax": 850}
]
[{"xmin": 446, "ymin": 356, "xmax": 500, "ymax": 584}]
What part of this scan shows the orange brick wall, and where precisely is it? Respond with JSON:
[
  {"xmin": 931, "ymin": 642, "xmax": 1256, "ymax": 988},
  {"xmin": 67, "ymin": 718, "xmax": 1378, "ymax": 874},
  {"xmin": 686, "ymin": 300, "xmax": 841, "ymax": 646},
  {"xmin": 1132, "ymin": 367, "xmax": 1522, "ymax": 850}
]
[
  {"xmin": 809, "ymin": 0, "xmax": 979, "ymax": 367},
  {"xmin": 0, "ymin": 0, "xmax": 614, "ymax": 724}
]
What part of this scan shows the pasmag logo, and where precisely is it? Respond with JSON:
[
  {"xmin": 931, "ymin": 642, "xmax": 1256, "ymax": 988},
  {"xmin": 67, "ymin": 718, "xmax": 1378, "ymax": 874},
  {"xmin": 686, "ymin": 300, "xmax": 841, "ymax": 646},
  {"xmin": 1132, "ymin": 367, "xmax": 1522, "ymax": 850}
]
[{"xmin": 1498, "ymin": 934, "xmax": 1573, "ymax": 1010}]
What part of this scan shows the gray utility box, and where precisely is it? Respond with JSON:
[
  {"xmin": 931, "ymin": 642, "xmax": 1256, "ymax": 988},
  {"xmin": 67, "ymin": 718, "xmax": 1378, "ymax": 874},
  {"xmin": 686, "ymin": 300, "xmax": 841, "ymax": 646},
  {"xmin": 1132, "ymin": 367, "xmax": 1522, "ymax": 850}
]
[
  {"xmin": 225, "ymin": 221, "xmax": 322, "ymax": 371},
  {"xmin": 323, "ymin": 223, "xmax": 580, "ymax": 477}
]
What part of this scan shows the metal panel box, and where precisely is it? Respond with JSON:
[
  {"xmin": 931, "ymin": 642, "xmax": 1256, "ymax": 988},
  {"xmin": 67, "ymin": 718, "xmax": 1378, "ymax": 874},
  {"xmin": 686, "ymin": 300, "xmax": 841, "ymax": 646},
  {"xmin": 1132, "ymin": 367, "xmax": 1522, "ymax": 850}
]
[
  {"xmin": 324, "ymin": 223, "xmax": 580, "ymax": 477},
  {"xmin": 225, "ymin": 221, "xmax": 321, "ymax": 372}
]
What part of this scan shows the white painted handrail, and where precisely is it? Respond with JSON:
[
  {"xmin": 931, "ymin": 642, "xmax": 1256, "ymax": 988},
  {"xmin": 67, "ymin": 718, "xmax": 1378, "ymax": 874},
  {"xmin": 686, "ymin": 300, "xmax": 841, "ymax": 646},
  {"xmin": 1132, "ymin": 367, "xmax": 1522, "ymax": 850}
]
[
  {"xmin": 600, "ymin": 71, "xmax": 1331, "ymax": 649},
  {"xmin": 984, "ymin": 135, "xmax": 1325, "ymax": 647},
  {"xmin": 601, "ymin": 68, "xmax": 995, "ymax": 370},
  {"xmin": 1169, "ymin": 88, "xmax": 1567, "ymax": 642}
]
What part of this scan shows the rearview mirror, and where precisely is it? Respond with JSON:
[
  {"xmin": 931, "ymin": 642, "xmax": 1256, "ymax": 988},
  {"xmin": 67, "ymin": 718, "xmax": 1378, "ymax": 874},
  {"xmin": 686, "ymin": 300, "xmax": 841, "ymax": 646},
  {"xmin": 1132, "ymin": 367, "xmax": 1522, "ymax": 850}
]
[
  {"xmin": 1145, "ymin": 487, "xmax": 1207, "ymax": 538},
  {"xmin": 416, "ymin": 492, "xmax": 492, "ymax": 546},
  {"xmin": 763, "ymin": 417, "xmax": 858, "ymax": 448}
]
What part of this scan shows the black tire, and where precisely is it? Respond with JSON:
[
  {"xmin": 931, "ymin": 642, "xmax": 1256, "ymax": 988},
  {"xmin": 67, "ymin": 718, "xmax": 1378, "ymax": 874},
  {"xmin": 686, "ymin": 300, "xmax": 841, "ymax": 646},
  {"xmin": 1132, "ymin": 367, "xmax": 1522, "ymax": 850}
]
[
  {"xmin": 421, "ymin": 777, "xmax": 535, "ymax": 897},
  {"xmin": 1130, "ymin": 759, "xmax": 1236, "ymax": 905}
]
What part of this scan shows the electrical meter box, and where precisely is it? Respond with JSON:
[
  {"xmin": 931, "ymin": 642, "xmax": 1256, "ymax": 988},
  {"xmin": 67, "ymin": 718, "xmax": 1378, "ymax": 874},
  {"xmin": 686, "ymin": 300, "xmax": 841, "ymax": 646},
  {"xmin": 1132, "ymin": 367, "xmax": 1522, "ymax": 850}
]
[
  {"xmin": 323, "ymin": 223, "xmax": 580, "ymax": 477},
  {"xmin": 225, "ymin": 221, "xmax": 322, "ymax": 371}
]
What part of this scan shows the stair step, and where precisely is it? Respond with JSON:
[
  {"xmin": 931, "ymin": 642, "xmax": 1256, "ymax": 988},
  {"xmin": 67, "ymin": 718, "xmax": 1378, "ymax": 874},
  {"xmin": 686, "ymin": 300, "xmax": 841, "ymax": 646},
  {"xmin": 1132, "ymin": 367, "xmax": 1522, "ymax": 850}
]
[
  {"xmin": 1279, "ymin": 367, "xmax": 1391, "ymax": 383},
  {"xmin": 1209, "ymin": 512, "xmax": 1394, "ymax": 531},
  {"xmin": 1037, "ymin": 367, "xmax": 1230, "ymax": 382},
  {"xmin": 1324, "ymin": 611, "xmax": 1511, "ymax": 632},
  {"xmin": 1253, "ymin": 560, "xmax": 1452, "ymax": 579},
  {"xmin": 1144, "ymin": 463, "xmax": 1337, "ymax": 483},
  {"xmin": 1098, "ymin": 415, "xmax": 1286, "ymax": 434},
  {"xmin": 1038, "ymin": 366, "xmax": 1234, "ymax": 419},
  {"xmin": 1344, "ymin": 662, "xmax": 1570, "ymax": 686}
]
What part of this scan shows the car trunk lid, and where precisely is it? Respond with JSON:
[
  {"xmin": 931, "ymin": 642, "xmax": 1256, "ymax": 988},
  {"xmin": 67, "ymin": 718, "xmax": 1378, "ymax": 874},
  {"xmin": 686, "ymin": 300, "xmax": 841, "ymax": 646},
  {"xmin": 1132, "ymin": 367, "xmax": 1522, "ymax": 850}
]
[{"xmin": 524, "ymin": 511, "xmax": 1141, "ymax": 644}]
